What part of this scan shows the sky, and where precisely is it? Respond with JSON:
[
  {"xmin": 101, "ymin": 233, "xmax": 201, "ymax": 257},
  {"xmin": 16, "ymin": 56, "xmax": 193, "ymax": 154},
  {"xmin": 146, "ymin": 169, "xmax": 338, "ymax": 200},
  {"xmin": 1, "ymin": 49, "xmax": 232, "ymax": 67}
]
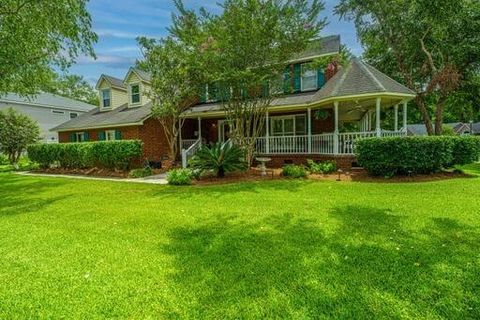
[{"xmin": 69, "ymin": 0, "xmax": 362, "ymax": 85}]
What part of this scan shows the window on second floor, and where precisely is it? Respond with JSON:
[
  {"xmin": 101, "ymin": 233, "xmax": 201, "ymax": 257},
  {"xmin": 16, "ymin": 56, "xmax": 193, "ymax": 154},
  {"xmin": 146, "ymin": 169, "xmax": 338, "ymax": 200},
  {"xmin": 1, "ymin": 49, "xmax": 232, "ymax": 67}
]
[
  {"xmin": 301, "ymin": 63, "xmax": 318, "ymax": 92},
  {"xmin": 70, "ymin": 112, "xmax": 78, "ymax": 119},
  {"xmin": 130, "ymin": 84, "xmax": 140, "ymax": 104},
  {"xmin": 102, "ymin": 89, "xmax": 111, "ymax": 108}
]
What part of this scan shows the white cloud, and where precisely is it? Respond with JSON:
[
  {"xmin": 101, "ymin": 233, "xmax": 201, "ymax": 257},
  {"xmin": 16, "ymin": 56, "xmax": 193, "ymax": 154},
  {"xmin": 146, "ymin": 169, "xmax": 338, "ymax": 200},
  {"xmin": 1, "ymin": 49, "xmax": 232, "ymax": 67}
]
[
  {"xmin": 105, "ymin": 46, "xmax": 141, "ymax": 53},
  {"xmin": 95, "ymin": 29, "xmax": 161, "ymax": 39},
  {"xmin": 77, "ymin": 54, "xmax": 136, "ymax": 69}
]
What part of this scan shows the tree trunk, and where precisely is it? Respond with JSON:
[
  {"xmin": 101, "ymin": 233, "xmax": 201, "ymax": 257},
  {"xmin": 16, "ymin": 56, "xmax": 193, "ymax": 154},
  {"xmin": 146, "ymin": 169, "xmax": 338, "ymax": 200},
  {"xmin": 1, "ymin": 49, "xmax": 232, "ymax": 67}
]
[
  {"xmin": 415, "ymin": 96, "xmax": 435, "ymax": 135},
  {"xmin": 434, "ymin": 97, "xmax": 447, "ymax": 136}
]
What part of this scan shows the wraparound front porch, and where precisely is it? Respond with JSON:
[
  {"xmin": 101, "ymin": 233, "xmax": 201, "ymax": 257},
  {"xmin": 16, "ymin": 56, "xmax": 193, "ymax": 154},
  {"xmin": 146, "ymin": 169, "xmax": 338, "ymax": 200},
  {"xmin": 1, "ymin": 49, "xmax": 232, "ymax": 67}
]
[{"xmin": 180, "ymin": 97, "xmax": 409, "ymax": 167}]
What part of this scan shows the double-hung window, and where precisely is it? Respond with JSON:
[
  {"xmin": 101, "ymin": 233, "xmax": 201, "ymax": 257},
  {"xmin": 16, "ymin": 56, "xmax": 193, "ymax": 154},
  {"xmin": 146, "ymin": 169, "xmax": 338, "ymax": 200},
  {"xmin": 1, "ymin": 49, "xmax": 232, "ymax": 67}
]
[
  {"xmin": 301, "ymin": 63, "xmax": 317, "ymax": 92},
  {"xmin": 130, "ymin": 84, "xmax": 140, "ymax": 104},
  {"xmin": 102, "ymin": 89, "xmax": 111, "ymax": 108},
  {"xmin": 105, "ymin": 130, "xmax": 116, "ymax": 141},
  {"xmin": 270, "ymin": 115, "xmax": 306, "ymax": 136},
  {"xmin": 75, "ymin": 132, "xmax": 85, "ymax": 142}
]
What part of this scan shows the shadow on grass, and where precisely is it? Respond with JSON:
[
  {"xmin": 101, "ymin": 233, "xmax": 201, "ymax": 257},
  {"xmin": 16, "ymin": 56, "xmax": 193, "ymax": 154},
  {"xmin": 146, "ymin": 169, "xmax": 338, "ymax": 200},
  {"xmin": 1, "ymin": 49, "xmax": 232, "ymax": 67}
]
[
  {"xmin": 149, "ymin": 179, "xmax": 314, "ymax": 200},
  {"xmin": 0, "ymin": 174, "xmax": 71, "ymax": 216},
  {"xmin": 161, "ymin": 206, "xmax": 480, "ymax": 318}
]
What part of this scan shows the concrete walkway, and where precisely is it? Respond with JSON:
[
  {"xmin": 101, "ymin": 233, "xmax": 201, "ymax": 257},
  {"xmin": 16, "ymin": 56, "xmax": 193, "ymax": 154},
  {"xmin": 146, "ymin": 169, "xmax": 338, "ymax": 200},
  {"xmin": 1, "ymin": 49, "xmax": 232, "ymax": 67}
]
[{"xmin": 15, "ymin": 172, "xmax": 168, "ymax": 185}]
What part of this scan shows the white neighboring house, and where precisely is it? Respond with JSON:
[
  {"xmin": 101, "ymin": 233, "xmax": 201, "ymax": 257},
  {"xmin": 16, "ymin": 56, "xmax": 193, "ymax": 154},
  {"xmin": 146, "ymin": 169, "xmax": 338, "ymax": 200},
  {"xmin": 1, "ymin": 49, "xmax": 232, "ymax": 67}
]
[{"xmin": 0, "ymin": 93, "xmax": 96, "ymax": 143}]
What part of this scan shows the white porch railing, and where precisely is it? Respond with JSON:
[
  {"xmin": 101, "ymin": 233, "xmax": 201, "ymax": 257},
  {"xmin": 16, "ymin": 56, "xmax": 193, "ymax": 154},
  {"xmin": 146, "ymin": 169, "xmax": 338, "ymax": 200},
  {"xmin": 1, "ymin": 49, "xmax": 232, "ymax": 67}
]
[
  {"xmin": 181, "ymin": 139, "xmax": 198, "ymax": 151},
  {"xmin": 255, "ymin": 131, "xmax": 406, "ymax": 156},
  {"xmin": 181, "ymin": 139, "xmax": 201, "ymax": 168}
]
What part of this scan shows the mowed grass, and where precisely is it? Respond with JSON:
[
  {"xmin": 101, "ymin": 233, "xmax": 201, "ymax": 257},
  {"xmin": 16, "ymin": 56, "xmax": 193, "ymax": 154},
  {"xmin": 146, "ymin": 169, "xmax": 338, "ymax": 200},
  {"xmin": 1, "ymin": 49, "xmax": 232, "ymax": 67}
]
[{"xmin": 1, "ymin": 169, "xmax": 480, "ymax": 319}]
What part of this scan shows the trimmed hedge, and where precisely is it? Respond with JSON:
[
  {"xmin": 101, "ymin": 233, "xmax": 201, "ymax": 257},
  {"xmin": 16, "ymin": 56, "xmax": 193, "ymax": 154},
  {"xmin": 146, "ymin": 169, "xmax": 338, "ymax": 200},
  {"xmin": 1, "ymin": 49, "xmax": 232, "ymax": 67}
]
[
  {"xmin": 27, "ymin": 140, "xmax": 143, "ymax": 170},
  {"xmin": 356, "ymin": 136, "xmax": 480, "ymax": 176}
]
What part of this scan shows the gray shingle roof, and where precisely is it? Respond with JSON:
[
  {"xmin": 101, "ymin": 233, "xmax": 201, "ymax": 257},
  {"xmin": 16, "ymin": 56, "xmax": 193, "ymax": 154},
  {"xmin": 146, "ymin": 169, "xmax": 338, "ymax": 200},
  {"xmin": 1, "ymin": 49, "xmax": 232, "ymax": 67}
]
[
  {"xmin": 100, "ymin": 75, "xmax": 127, "ymax": 90},
  {"xmin": 0, "ymin": 92, "xmax": 96, "ymax": 112},
  {"xmin": 293, "ymin": 35, "xmax": 341, "ymax": 61},
  {"xmin": 312, "ymin": 58, "xmax": 415, "ymax": 101},
  {"xmin": 52, "ymin": 103, "xmax": 152, "ymax": 131},
  {"xmin": 132, "ymin": 68, "xmax": 151, "ymax": 82},
  {"xmin": 407, "ymin": 123, "xmax": 469, "ymax": 136}
]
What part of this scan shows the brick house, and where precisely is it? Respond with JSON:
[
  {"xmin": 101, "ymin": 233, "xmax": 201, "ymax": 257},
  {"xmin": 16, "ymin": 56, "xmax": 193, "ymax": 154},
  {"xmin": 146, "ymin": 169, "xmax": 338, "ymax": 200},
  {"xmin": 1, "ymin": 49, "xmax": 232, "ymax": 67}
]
[{"xmin": 53, "ymin": 35, "xmax": 416, "ymax": 169}]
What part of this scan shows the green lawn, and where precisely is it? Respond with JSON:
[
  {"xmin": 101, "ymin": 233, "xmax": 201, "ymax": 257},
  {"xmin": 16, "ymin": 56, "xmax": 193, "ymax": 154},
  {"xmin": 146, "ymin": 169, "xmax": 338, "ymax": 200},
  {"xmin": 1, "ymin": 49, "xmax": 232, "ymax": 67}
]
[{"xmin": 1, "ymin": 170, "xmax": 480, "ymax": 319}]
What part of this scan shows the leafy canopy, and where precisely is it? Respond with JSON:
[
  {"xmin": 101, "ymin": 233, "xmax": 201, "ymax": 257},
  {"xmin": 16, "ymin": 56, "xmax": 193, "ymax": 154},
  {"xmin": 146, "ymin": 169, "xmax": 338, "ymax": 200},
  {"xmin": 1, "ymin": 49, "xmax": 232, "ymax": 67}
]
[
  {"xmin": 0, "ymin": 0, "xmax": 97, "ymax": 96},
  {"xmin": 42, "ymin": 74, "xmax": 99, "ymax": 106}
]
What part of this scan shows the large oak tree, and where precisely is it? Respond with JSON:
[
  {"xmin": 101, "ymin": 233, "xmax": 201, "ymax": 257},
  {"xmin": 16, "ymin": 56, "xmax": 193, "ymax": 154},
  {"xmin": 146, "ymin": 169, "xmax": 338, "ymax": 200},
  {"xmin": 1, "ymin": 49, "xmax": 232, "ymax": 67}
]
[{"xmin": 336, "ymin": 0, "xmax": 480, "ymax": 135}]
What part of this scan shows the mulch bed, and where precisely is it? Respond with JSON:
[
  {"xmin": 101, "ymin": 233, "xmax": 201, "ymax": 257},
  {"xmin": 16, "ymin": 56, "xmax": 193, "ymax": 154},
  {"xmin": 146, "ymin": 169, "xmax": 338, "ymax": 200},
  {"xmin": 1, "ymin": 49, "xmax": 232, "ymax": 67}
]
[
  {"xmin": 193, "ymin": 168, "xmax": 471, "ymax": 185},
  {"xmin": 32, "ymin": 167, "xmax": 166, "ymax": 178}
]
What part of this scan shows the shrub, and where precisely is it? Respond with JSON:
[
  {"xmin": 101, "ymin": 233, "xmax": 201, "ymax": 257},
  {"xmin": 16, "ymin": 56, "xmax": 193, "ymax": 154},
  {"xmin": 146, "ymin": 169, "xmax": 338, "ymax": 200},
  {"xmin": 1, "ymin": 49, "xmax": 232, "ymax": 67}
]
[
  {"xmin": 129, "ymin": 167, "xmax": 153, "ymax": 178},
  {"xmin": 450, "ymin": 136, "xmax": 480, "ymax": 165},
  {"xmin": 356, "ymin": 136, "xmax": 480, "ymax": 176},
  {"xmin": 167, "ymin": 168, "xmax": 193, "ymax": 185},
  {"xmin": 190, "ymin": 142, "xmax": 247, "ymax": 178},
  {"xmin": 282, "ymin": 164, "xmax": 308, "ymax": 178},
  {"xmin": 0, "ymin": 154, "xmax": 9, "ymax": 165},
  {"xmin": 27, "ymin": 140, "xmax": 143, "ymax": 170},
  {"xmin": 307, "ymin": 159, "xmax": 337, "ymax": 174}
]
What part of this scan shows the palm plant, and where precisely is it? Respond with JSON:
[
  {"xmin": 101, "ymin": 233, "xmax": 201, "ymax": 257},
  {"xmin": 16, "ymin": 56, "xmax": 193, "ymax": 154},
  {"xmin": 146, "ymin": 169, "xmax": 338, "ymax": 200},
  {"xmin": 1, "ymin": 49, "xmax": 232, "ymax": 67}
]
[{"xmin": 190, "ymin": 142, "xmax": 247, "ymax": 178}]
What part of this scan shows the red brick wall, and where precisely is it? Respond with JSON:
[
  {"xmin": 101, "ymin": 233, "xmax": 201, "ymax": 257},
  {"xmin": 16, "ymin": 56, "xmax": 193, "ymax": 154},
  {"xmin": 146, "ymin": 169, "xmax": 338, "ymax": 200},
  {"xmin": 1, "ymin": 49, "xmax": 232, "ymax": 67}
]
[{"xmin": 58, "ymin": 118, "xmax": 170, "ymax": 167}]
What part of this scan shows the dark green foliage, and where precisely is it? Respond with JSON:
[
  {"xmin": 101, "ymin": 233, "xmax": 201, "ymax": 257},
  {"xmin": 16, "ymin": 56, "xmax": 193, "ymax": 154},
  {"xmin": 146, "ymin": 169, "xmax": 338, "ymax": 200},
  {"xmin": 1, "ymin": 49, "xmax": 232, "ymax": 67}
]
[
  {"xmin": 307, "ymin": 159, "xmax": 337, "ymax": 174},
  {"xmin": 190, "ymin": 143, "xmax": 247, "ymax": 178},
  {"xmin": 356, "ymin": 136, "xmax": 480, "ymax": 176},
  {"xmin": 129, "ymin": 167, "xmax": 153, "ymax": 178},
  {"xmin": 450, "ymin": 136, "xmax": 480, "ymax": 166},
  {"xmin": 282, "ymin": 165, "xmax": 308, "ymax": 178},
  {"xmin": 167, "ymin": 169, "xmax": 193, "ymax": 185},
  {"xmin": 27, "ymin": 140, "xmax": 143, "ymax": 170}
]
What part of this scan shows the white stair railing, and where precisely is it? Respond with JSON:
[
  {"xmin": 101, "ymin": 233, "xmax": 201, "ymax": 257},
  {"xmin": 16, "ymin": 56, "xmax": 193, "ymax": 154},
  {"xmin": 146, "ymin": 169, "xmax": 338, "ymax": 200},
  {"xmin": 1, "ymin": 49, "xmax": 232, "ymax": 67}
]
[{"xmin": 181, "ymin": 139, "xmax": 201, "ymax": 168}]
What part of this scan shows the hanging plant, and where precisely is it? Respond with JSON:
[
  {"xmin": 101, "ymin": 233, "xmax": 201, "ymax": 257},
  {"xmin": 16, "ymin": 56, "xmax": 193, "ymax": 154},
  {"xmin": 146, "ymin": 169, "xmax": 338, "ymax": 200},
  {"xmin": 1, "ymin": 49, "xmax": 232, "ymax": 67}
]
[{"xmin": 314, "ymin": 109, "xmax": 329, "ymax": 121}]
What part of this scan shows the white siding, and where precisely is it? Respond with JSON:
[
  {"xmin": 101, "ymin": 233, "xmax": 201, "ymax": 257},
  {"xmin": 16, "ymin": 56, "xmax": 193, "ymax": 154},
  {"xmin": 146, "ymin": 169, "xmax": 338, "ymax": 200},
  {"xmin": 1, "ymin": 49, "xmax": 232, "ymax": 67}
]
[
  {"xmin": 0, "ymin": 102, "xmax": 88, "ymax": 143},
  {"xmin": 98, "ymin": 79, "xmax": 128, "ymax": 109}
]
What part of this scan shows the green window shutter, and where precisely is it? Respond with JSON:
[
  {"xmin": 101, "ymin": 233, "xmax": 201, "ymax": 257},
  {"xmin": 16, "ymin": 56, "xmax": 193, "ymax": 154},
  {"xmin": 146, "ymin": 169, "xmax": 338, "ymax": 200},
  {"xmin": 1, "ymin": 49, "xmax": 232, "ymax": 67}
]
[
  {"xmin": 283, "ymin": 66, "xmax": 291, "ymax": 94},
  {"xmin": 98, "ymin": 131, "xmax": 106, "ymax": 141},
  {"xmin": 317, "ymin": 69, "xmax": 325, "ymax": 89},
  {"xmin": 115, "ymin": 130, "xmax": 122, "ymax": 140},
  {"xmin": 70, "ymin": 133, "xmax": 76, "ymax": 142},
  {"xmin": 83, "ymin": 132, "xmax": 90, "ymax": 142},
  {"xmin": 293, "ymin": 63, "xmax": 301, "ymax": 93}
]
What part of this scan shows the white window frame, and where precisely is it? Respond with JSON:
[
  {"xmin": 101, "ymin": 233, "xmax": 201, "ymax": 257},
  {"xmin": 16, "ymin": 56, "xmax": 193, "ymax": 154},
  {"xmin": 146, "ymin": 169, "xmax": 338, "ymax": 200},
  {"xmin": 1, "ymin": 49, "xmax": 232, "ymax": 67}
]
[
  {"xmin": 270, "ymin": 114, "xmax": 306, "ymax": 136},
  {"xmin": 300, "ymin": 62, "xmax": 318, "ymax": 92},
  {"xmin": 101, "ymin": 89, "xmax": 111, "ymax": 109},
  {"xmin": 129, "ymin": 83, "xmax": 141, "ymax": 106},
  {"xmin": 69, "ymin": 112, "xmax": 78, "ymax": 119},
  {"xmin": 105, "ymin": 130, "xmax": 116, "ymax": 141},
  {"xmin": 51, "ymin": 110, "xmax": 65, "ymax": 115},
  {"xmin": 75, "ymin": 132, "xmax": 85, "ymax": 142}
]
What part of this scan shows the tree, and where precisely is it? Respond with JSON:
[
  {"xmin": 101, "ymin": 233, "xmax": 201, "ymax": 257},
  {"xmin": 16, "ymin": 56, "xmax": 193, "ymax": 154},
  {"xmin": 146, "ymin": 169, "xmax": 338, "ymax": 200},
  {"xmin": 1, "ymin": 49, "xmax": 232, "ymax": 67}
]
[
  {"xmin": 0, "ymin": 0, "xmax": 97, "ymax": 96},
  {"xmin": 336, "ymin": 0, "xmax": 480, "ymax": 135},
  {"xmin": 0, "ymin": 108, "xmax": 40, "ymax": 168},
  {"xmin": 43, "ymin": 74, "xmax": 99, "ymax": 106},
  {"xmin": 137, "ymin": 37, "xmax": 203, "ymax": 162},
  {"xmin": 170, "ymin": 0, "xmax": 326, "ymax": 164}
]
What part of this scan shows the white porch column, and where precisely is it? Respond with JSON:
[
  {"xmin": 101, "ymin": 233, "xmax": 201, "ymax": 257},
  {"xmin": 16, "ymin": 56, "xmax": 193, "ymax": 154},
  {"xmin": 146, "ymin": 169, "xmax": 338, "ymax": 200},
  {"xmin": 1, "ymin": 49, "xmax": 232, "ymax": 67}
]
[
  {"xmin": 307, "ymin": 107, "xmax": 312, "ymax": 154},
  {"xmin": 376, "ymin": 98, "xmax": 381, "ymax": 137},
  {"xmin": 179, "ymin": 119, "xmax": 183, "ymax": 151},
  {"xmin": 265, "ymin": 111, "xmax": 270, "ymax": 154},
  {"xmin": 197, "ymin": 117, "xmax": 202, "ymax": 142},
  {"xmin": 333, "ymin": 101, "xmax": 339, "ymax": 155},
  {"xmin": 394, "ymin": 104, "xmax": 399, "ymax": 132},
  {"xmin": 403, "ymin": 101, "xmax": 408, "ymax": 133}
]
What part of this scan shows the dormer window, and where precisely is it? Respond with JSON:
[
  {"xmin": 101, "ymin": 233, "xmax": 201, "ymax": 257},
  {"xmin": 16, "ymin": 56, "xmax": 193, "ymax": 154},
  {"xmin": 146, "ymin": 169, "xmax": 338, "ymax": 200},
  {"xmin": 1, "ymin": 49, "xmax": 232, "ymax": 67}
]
[
  {"xmin": 130, "ymin": 84, "xmax": 140, "ymax": 104},
  {"xmin": 301, "ymin": 63, "xmax": 317, "ymax": 92},
  {"xmin": 102, "ymin": 89, "xmax": 111, "ymax": 108}
]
